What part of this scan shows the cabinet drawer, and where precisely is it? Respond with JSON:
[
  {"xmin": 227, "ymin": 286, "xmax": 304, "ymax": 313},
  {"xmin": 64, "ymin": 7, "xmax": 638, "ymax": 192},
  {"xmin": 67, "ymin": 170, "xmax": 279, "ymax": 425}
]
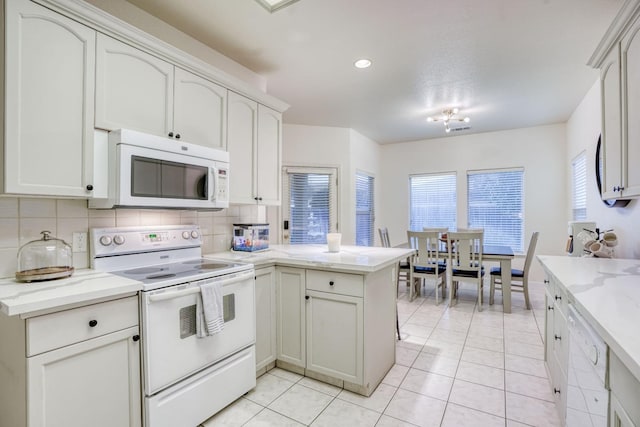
[
  {"xmin": 27, "ymin": 296, "xmax": 139, "ymax": 356},
  {"xmin": 306, "ymin": 270, "xmax": 363, "ymax": 297},
  {"xmin": 552, "ymin": 306, "xmax": 569, "ymax": 373}
]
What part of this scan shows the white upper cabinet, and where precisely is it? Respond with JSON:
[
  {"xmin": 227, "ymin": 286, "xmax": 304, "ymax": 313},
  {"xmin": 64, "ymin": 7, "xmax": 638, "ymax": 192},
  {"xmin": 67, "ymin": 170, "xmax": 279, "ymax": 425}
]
[
  {"xmin": 257, "ymin": 104, "xmax": 283, "ymax": 205},
  {"xmin": 621, "ymin": 14, "xmax": 640, "ymax": 198},
  {"xmin": 4, "ymin": 0, "xmax": 96, "ymax": 197},
  {"xmin": 95, "ymin": 34, "xmax": 174, "ymax": 138},
  {"xmin": 591, "ymin": 4, "xmax": 640, "ymax": 199},
  {"xmin": 227, "ymin": 91, "xmax": 282, "ymax": 205},
  {"xmin": 174, "ymin": 67, "xmax": 228, "ymax": 150},
  {"xmin": 96, "ymin": 35, "xmax": 229, "ymax": 150},
  {"xmin": 600, "ymin": 45, "xmax": 622, "ymax": 200}
]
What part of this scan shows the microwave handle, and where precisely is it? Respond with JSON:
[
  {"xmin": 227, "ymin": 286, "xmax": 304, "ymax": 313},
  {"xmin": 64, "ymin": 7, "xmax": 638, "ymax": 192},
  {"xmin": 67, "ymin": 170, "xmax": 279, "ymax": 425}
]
[{"xmin": 209, "ymin": 166, "xmax": 219, "ymax": 202}]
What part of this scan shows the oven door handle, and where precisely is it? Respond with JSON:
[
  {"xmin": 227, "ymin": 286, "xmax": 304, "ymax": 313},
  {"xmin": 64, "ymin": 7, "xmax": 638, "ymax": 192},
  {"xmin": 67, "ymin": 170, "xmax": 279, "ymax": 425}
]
[
  {"xmin": 147, "ymin": 270, "xmax": 255, "ymax": 303},
  {"xmin": 148, "ymin": 287, "xmax": 200, "ymax": 302}
]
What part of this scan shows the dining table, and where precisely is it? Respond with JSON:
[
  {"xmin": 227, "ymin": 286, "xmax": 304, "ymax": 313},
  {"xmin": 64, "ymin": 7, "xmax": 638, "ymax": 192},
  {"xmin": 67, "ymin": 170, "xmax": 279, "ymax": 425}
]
[{"xmin": 396, "ymin": 242, "xmax": 515, "ymax": 313}]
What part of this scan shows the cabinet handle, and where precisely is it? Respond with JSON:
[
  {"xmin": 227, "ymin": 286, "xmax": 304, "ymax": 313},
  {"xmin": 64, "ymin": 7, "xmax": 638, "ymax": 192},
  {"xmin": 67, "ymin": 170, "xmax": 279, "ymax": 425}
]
[
  {"xmin": 254, "ymin": 197, "xmax": 259, "ymax": 201},
  {"xmin": 554, "ymin": 334, "xmax": 561, "ymax": 341},
  {"xmin": 168, "ymin": 132, "xmax": 174, "ymax": 137},
  {"xmin": 329, "ymin": 281, "xmax": 335, "ymax": 286},
  {"xmin": 555, "ymin": 295, "xmax": 562, "ymax": 301},
  {"xmin": 305, "ymin": 295, "xmax": 310, "ymax": 300},
  {"xmin": 86, "ymin": 184, "xmax": 93, "ymax": 191},
  {"xmin": 547, "ymin": 305, "xmax": 554, "ymax": 311},
  {"xmin": 175, "ymin": 133, "xmax": 181, "ymax": 139},
  {"xmin": 619, "ymin": 186, "xmax": 624, "ymax": 191},
  {"xmin": 544, "ymin": 279, "xmax": 549, "ymax": 284},
  {"xmin": 88, "ymin": 319, "xmax": 98, "ymax": 327},
  {"xmin": 554, "ymin": 388, "xmax": 561, "ymax": 395},
  {"xmin": 132, "ymin": 334, "xmax": 140, "ymax": 342}
]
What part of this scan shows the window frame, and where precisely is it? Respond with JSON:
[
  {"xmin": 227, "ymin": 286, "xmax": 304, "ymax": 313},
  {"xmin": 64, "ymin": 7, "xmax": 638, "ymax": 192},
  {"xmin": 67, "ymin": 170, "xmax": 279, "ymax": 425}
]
[
  {"xmin": 408, "ymin": 172, "xmax": 457, "ymax": 232},
  {"xmin": 467, "ymin": 167, "xmax": 525, "ymax": 254}
]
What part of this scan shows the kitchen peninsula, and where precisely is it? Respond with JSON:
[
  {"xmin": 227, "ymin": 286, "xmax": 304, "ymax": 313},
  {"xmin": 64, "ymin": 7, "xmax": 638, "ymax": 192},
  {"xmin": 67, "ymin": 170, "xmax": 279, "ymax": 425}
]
[
  {"xmin": 209, "ymin": 244, "xmax": 415, "ymax": 397},
  {"xmin": 0, "ymin": 243, "xmax": 413, "ymax": 427}
]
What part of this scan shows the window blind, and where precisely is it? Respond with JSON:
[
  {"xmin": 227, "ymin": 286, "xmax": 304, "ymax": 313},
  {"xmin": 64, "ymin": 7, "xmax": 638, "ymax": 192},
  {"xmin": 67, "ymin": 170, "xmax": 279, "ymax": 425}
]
[
  {"xmin": 283, "ymin": 167, "xmax": 337, "ymax": 244},
  {"xmin": 572, "ymin": 151, "xmax": 587, "ymax": 221},
  {"xmin": 409, "ymin": 173, "xmax": 457, "ymax": 231},
  {"xmin": 467, "ymin": 168, "xmax": 524, "ymax": 253},
  {"xmin": 355, "ymin": 172, "xmax": 374, "ymax": 246}
]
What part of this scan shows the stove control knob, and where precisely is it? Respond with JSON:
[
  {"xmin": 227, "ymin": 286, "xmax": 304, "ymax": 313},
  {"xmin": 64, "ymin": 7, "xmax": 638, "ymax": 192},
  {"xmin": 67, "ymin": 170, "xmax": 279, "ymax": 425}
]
[
  {"xmin": 99, "ymin": 236, "xmax": 112, "ymax": 246},
  {"xmin": 191, "ymin": 230, "xmax": 199, "ymax": 239},
  {"xmin": 113, "ymin": 235, "xmax": 125, "ymax": 245},
  {"xmin": 182, "ymin": 231, "xmax": 191, "ymax": 239}
]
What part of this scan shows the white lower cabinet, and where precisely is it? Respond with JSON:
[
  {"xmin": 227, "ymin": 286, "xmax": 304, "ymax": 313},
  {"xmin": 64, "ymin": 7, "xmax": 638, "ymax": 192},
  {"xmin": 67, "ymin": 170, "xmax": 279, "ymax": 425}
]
[
  {"xmin": 609, "ymin": 351, "xmax": 640, "ymax": 427},
  {"xmin": 0, "ymin": 295, "xmax": 141, "ymax": 427},
  {"xmin": 255, "ymin": 266, "xmax": 277, "ymax": 371},
  {"xmin": 276, "ymin": 267, "xmax": 306, "ymax": 368},
  {"xmin": 28, "ymin": 326, "xmax": 141, "ymax": 427},
  {"xmin": 305, "ymin": 289, "xmax": 363, "ymax": 384},
  {"xmin": 275, "ymin": 265, "xmax": 395, "ymax": 396}
]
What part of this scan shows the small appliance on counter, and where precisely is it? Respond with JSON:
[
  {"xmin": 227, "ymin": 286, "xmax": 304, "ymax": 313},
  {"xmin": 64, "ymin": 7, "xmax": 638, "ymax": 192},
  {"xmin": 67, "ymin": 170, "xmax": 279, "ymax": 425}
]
[
  {"xmin": 567, "ymin": 221, "xmax": 597, "ymax": 257},
  {"xmin": 233, "ymin": 223, "xmax": 269, "ymax": 252},
  {"xmin": 16, "ymin": 231, "xmax": 74, "ymax": 282}
]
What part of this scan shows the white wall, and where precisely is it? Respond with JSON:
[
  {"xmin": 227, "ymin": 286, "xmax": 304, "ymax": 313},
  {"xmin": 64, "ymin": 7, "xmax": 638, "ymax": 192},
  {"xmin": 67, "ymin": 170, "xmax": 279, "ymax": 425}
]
[
  {"xmin": 379, "ymin": 124, "xmax": 568, "ymax": 281},
  {"xmin": 349, "ymin": 129, "xmax": 382, "ymax": 246},
  {"xmin": 567, "ymin": 80, "xmax": 640, "ymax": 258}
]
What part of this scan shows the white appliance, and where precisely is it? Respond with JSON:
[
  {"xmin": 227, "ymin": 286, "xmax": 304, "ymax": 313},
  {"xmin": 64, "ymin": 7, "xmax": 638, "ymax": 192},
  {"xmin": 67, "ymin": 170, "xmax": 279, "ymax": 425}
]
[
  {"xmin": 91, "ymin": 225, "xmax": 255, "ymax": 427},
  {"xmin": 566, "ymin": 304, "xmax": 608, "ymax": 427},
  {"xmin": 567, "ymin": 221, "xmax": 597, "ymax": 257},
  {"xmin": 89, "ymin": 129, "xmax": 229, "ymax": 210}
]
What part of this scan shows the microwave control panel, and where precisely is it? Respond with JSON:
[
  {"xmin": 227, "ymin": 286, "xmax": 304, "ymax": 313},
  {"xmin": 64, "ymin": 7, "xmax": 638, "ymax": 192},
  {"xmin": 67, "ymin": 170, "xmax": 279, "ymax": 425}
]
[{"xmin": 215, "ymin": 167, "xmax": 229, "ymax": 202}]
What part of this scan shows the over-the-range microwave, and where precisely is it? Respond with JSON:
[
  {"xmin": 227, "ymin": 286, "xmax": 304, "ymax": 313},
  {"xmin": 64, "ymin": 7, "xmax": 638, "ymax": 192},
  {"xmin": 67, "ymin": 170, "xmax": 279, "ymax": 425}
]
[{"xmin": 89, "ymin": 129, "xmax": 229, "ymax": 210}]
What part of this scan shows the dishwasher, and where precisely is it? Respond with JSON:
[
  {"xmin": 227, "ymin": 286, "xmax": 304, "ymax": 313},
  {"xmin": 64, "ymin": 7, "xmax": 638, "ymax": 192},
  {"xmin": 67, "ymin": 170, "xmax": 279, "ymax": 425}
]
[{"xmin": 566, "ymin": 304, "xmax": 609, "ymax": 427}]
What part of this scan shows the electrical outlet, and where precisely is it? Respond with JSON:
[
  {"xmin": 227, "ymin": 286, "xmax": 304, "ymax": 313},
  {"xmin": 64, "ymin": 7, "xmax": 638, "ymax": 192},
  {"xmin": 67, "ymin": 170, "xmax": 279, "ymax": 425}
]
[{"xmin": 72, "ymin": 232, "xmax": 88, "ymax": 252}]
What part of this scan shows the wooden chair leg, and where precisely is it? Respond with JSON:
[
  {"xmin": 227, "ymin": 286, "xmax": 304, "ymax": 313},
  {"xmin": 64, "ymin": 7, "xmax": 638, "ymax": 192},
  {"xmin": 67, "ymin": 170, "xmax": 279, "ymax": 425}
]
[
  {"xmin": 523, "ymin": 278, "xmax": 531, "ymax": 310},
  {"xmin": 396, "ymin": 306, "xmax": 401, "ymax": 340},
  {"xmin": 489, "ymin": 275, "xmax": 495, "ymax": 305}
]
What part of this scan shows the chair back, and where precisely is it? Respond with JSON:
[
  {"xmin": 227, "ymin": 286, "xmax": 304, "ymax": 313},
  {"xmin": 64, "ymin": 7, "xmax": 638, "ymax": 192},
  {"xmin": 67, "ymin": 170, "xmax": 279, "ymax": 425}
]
[
  {"xmin": 523, "ymin": 232, "xmax": 540, "ymax": 275},
  {"xmin": 379, "ymin": 227, "xmax": 391, "ymax": 248},
  {"xmin": 447, "ymin": 230, "xmax": 483, "ymax": 276},
  {"xmin": 407, "ymin": 230, "xmax": 442, "ymax": 270}
]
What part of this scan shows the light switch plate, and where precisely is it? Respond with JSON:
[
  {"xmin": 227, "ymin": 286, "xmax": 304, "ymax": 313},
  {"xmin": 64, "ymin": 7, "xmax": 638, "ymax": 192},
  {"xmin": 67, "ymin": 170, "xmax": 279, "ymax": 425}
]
[{"xmin": 72, "ymin": 232, "xmax": 88, "ymax": 252}]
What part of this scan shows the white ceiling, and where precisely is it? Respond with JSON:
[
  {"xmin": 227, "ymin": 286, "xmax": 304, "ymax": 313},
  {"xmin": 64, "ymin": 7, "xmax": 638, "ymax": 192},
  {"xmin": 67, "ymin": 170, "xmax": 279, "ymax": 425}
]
[{"xmin": 126, "ymin": 0, "xmax": 622, "ymax": 144}]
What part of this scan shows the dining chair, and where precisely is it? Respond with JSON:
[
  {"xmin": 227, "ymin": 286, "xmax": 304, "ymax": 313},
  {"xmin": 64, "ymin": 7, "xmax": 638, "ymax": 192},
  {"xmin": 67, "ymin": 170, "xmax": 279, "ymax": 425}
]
[
  {"xmin": 407, "ymin": 230, "xmax": 447, "ymax": 304},
  {"xmin": 490, "ymin": 231, "xmax": 539, "ymax": 310},
  {"xmin": 379, "ymin": 227, "xmax": 407, "ymax": 340},
  {"xmin": 446, "ymin": 230, "xmax": 485, "ymax": 310}
]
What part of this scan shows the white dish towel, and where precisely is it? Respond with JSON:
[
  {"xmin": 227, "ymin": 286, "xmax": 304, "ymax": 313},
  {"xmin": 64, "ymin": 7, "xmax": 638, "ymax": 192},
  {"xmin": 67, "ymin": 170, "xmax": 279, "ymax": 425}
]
[{"xmin": 196, "ymin": 279, "xmax": 225, "ymax": 338}]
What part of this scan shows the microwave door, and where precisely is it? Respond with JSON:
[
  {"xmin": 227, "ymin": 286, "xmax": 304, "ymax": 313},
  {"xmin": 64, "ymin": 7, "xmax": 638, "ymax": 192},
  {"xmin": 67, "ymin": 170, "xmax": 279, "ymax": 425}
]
[{"xmin": 209, "ymin": 166, "xmax": 218, "ymax": 202}]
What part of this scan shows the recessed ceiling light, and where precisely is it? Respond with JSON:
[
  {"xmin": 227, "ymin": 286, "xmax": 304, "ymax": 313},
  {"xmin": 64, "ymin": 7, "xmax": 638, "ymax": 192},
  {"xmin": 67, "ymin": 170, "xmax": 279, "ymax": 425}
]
[
  {"xmin": 354, "ymin": 59, "xmax": 372, "ymax": 69},
  {"xmin": 255, "ymin": 0, "xmax": 300, "ymax": 13}
]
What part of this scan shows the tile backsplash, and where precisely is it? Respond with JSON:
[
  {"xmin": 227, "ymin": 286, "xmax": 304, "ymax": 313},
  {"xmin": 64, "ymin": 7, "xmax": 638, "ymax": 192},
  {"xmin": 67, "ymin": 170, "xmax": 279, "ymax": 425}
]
[{"xmin": 0, "ymin": 197, "xmax": 272, "ymax": 279}]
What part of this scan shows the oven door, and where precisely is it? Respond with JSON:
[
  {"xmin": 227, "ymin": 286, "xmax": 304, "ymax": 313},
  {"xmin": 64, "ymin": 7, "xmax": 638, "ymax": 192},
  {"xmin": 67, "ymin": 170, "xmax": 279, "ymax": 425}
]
[{"xmin": 141, "ymin": 269, "xmax": 255, "ymax": 395}]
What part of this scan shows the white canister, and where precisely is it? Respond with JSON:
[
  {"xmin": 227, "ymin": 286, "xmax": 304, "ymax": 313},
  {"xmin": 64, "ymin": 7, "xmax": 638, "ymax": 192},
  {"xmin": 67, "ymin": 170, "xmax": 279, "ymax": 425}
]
[{"xmin": 326, "ymin": 233, "xmax": 342, "ymax": 253}]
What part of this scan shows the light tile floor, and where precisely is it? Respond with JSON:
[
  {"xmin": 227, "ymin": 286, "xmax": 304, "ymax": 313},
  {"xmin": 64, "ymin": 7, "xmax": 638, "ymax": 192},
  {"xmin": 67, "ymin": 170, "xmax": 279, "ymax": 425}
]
[{"xmin": 202, "ymin": 280, "xmax": 562, "ymax": 427}]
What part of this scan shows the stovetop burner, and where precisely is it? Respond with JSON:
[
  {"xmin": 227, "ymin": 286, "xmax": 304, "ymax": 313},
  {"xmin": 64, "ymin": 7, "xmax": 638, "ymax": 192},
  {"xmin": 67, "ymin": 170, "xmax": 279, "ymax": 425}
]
[{"xmin": 124, "ymin": 267, "xmax": 166, "ymax": 275}]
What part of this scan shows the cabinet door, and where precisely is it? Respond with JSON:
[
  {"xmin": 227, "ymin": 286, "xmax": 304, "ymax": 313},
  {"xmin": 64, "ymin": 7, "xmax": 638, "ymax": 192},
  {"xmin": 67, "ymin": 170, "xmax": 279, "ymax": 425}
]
[
  {"xmin": 601, "ymin": 45, "xmax": 623, "ymax": 200},
  {"xmin": 544, "ymin": 290, "xmax": 555, "ymax": 363},
  {"xmin": 27, "ymin": 326, "xmax": 141, "ymax": 427},
  {"xmin": 4, "ymin": 0, "xmax": 95, "ymax": 197},
  {"xmin": 306, "ymin": 290, "xmax": 363, "ymax": 384},
  {"xmin": 276, "ymin": 267, "xmax": 305, "ymax": 368},
  {"xmin": 621, "ymin": 15, "xmax": 640, "ymax": 198},
  {"xmin": 256, "ymin": 105, "xmax": 282, "ymax": 205},
  {"xmin": 255, "ymin": 267, "xmax": 277, "ymax": 371},
  {"xmin": 174, "ymin": 67, "xmax": 227, "ymax": 149},
  {"xmin": 96, "ymin": 34, "xmax": 174, "ymax": 137},
  {"xmin": 227, "ymin": 91, "xmax": 258, "ymax": 204},
  {"xmin": 611, "ymin": 393, "xmax": 637, "ymax": 427}
]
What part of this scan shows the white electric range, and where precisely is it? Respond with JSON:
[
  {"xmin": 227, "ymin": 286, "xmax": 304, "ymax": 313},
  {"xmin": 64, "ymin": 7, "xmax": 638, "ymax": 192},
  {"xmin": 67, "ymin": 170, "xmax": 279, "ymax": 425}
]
[{"xmin": 91, "ymin": 225, "xmax": 256, "ymax": 427}]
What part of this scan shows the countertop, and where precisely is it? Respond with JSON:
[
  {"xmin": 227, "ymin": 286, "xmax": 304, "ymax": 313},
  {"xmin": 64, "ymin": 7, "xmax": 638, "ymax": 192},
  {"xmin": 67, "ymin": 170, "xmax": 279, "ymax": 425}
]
[
  {"xmin": 0, "ymin": 269, "xmax": 142, "ymax": 317},
  {"xmin": 537, "ymin": 255, "xmax": 640, "ymax": 382},
  {"xmin": 0, "ymin": 244, "xmax": 414, "ymax": 318},
  {"xmin": 206, "ymin": 244, "xmax": 415, "ymax": 273}
]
